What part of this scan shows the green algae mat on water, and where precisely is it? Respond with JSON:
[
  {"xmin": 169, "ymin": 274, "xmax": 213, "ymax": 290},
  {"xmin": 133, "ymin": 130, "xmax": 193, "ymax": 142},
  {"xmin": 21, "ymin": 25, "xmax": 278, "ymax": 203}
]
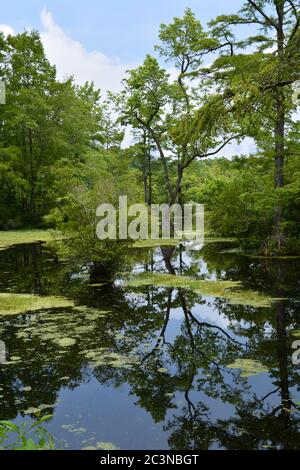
[
  {"xmin": 0, "ymin": 230, "xmax": 64, "ymax": 250},
  {"xmin": 82, "ymin": 441, "xmax": 120, "ymax": 451},
  {"xmin": 125, "ymin": 273, "xmax": 282, "ymax": 308},
  {"xmin": 0, "ymin": 304, "xmax": 138, "ymax": 372},
  {"xmin": 0, "ymin": 293, "xmax": 75, "ymax": 316},
  {"xmin": 227, "ymin": 359, "xmax": 269, "ymax": 377},
  {"xmin": 132, "ymin": 237, "xmax": 237, "ymax": 249}
]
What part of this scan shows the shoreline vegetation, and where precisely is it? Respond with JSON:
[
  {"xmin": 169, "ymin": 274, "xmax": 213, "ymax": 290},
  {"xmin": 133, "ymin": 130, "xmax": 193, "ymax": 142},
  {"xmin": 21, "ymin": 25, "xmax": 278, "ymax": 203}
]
[
  {"xmin": 0, "ymin": 229, "xmax": 298, "ymax": 259},
  {"xmin": 0, "ymin": 5, "xmax": 299, "ymax": 271},
  {"xmin": 125, "ymin": 273, "xmax": 283, "ymax": 308},
  {"xmin": 0, "ymin": 293, "xmax": 75, "ymax": 316},
  {"xmin": 0, "ymin": 230, "xmax": 64, "ymax": 250},
  {"xmin": 132, "ymin": 237, "xmax": 237, "ymax": 248},
  {"xmin": 0, "ymin": 230, "xmax": 285, "ymax": 314},
  {"xmin": 0, "ymin": 0, "xmax": 299, "ymax": 453}
]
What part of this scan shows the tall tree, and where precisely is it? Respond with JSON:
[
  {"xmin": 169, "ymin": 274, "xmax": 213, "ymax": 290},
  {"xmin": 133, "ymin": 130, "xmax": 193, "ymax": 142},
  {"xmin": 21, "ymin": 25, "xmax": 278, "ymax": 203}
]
[
  {"xmin": 206, "ymin": 0, "xmax": 300, "ymax": 252},
  {"xmin": 0, "ymin": 31, "xmax": 103, "ymax": 226},
  {"xmin": 116, "ymin": 10, "xmax": 240, "ymax": 207}
]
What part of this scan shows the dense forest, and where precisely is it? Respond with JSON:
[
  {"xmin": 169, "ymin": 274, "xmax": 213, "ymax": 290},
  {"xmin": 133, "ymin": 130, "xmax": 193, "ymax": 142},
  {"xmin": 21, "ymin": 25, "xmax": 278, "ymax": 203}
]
[
  {"xmin": 1, "ymin": 1, "xmax": 300, "ymax": 453},
  {"xmin": 0, "ymin": 1, "xmax": 299, "ymax": 258}
]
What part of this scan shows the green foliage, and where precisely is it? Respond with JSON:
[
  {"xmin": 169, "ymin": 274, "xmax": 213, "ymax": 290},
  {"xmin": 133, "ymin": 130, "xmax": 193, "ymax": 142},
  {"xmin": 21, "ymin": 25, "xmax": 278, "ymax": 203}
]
[
  {"xmin": 0, "ymin": 229, "xmax": 62, "ymax": 250},
  {"xmin": 0, "ymin": 293, "xmax": 74, "ymax": 316},
  {"xmin": 0, "ymin": 4, "xmax": 299, "ymax": 256},
  {"xmin": 183, "ymin": 153, "xmax": 300, "ymax": 253},
  {"xmin": 45, "ymin": 148, "xmax": 142, "ymax": 273},
  {"xmin": 116, "ymin": 54, "xmax": 172, "ymax": 132},
  {"xmin": 205, "ymin": 0, "xmax": 300, "ymax": 252},
  {"xmin": 156, "ymin": 8, "xmax": 218, "ymax": 71},
  {"xmin": 125, "ymin": 273, "xmax": 282, "ymax": 308},
  {"xmin": 0, "ymin": 416, "xmax": 55, "ymax": 450},
  {"xmin": 0, "ymin": 31, "xmax": 102, "ymax": 227}
]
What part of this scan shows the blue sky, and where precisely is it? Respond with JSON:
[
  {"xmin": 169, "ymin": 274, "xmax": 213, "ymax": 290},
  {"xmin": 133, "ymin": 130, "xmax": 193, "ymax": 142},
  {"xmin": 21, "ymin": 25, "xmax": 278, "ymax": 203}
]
[
  {"xmin": 1, "ymin": 0, "xmax": 257, "ymax": 155},
  {"xmin": 2, "ymin": 0, "xmax": 244, "ymax": 63}
]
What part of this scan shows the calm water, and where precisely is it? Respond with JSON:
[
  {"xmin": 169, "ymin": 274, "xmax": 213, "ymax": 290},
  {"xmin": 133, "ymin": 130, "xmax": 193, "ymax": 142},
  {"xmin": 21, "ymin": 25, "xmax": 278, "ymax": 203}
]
[{"xmin": 0, "ymin": 241, "xmax": 299, "ymax": 450}]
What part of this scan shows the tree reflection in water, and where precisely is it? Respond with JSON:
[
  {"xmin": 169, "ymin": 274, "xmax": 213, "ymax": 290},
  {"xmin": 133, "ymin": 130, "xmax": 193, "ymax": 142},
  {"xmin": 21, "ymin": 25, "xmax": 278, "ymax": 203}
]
[{"xmin": 0, "ymin": 242, "xmax": 299, "ymax": 449}]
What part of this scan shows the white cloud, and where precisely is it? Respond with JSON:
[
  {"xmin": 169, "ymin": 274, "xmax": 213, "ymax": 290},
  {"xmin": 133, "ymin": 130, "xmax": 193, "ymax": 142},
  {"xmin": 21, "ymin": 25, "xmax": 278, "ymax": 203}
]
[
  {"xmin": 0, "ymin": 12, "xmax": 260, "ymax": 156},
  {"xmin": 0, "ymin": 24, "xmax": 15, "ymax": 37},
  {"xmin": 220, "ymin": 136, "xmax": 257, "ymax": 159},
  {"xmin": 40, "ymin": 8, "xmax": 133, "ymax": 94}
]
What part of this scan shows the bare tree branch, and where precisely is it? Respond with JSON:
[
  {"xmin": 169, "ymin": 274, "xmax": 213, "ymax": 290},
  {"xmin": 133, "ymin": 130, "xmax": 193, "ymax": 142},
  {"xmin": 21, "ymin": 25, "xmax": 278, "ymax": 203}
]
[
  {"xmin": 247, "ymin": 0, "xmax": 278, "ymax": 29},
  {"xmin": 287, "ymin": 0, "xmax": 300, "ymax": 43},
  {"xmin": 183, "ymin": 134, "xmax": 243, "ymax": 169}
]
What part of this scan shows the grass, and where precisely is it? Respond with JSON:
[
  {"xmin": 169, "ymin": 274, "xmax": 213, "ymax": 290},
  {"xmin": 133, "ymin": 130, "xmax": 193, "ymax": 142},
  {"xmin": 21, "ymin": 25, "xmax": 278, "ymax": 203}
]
[
  {"xmin": 204, "ymin": 237, "xmax": 237, "ymax": 244},
  {"xmin": 0, "ymin": 229, "xmax": 64, "ymax": 250},
  {"xmin": 0, "ymin": 230, "xmax": 235, "ymax": 251},
  {"xmin": 0, "ymin": 293, "xmax": 74, "ymax": 316},
  {"xmin": 132, "ymin": 239, "xmax": 180, "ymax": 248},
  {"xmin": 132, "ymin": 236, "xmax": 237, "ymax": 249},
  {"xmin": 248, "ymin": 254, "xmax": 300, "ymax": 260},
  {"xmin": 125, "ymin": 273, "xmax": 282, "ymax": 308}
]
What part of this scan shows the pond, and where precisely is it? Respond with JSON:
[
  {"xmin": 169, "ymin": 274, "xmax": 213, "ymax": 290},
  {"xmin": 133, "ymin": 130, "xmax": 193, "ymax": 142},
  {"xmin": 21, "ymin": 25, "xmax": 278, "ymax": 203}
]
[{"xmin": 0, "ymin": 241, "xmax": 299, "ymax": 450}]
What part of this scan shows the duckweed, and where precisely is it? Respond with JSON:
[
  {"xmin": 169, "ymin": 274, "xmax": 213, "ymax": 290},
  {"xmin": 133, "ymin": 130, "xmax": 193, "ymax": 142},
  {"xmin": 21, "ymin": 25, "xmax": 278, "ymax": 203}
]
[
  {"xmin": 0, "ymin": 293, "xmax": 74, "ymax": 316},
  {"xmin": 227, "ymin": 359, "xmax": 269, "ymax": 377},
  {"xmin": 0, "ymin": 229, "xmax": 64, "ymax": 250},
  {"xmin": 125, "ymin": 274, "xmax": 281, "ymax": 308},
  {"xmin": 82, "ymin": 441, "xmax": 120, "ymax": 450}
]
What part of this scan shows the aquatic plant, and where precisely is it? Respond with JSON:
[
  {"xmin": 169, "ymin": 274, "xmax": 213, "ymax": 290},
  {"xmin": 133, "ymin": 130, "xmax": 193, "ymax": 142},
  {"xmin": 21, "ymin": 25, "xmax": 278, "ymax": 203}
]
[
  {"xmin": 0, "ymin": 415, "xmax": 55, "ymax": 450},
  {"xmin": 226, "ymin": 359, "xmax": 269, "ymax": 377},
  {"xmin": 125, "ymin": 273, "xmax": 282, "ymax": 308},
  {"xmin": 0, "ymin": 230, "xmax": 63, "ymax": 251},
  {"xmin": 0, "ymin": 293, "xmax": 74, "ymax": 316}
]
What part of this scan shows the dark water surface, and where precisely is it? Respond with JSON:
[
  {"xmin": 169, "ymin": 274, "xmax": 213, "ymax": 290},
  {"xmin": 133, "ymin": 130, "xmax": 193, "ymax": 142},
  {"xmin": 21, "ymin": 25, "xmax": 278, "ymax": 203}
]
[{"xmin": 0, "ymin": 241, "xmax": 299, "ymax": 450}]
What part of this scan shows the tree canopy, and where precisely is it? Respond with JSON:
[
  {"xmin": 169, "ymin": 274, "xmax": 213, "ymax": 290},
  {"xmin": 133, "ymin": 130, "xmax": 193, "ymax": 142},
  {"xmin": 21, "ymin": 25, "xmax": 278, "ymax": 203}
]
[{"xmin": 0, "ymin": 2, "xmax": 299, "ymax": 255}]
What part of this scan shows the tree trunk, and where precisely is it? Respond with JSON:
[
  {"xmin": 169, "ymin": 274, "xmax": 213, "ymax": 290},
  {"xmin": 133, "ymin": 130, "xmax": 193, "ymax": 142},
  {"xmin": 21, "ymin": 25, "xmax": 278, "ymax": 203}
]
[
  {"xmin": 273, "ymin": 1, "xmax": 285, "ymax": 252},
  {"xmin": 142, "ymin": 131, "xmax": 149, "ymax": 205},
  {"xmin": 273, "ymin": 94, "xmax": 285, "ymax": 250},
  {"xmin": 28, "ymin": 127, "xmax": 36, "ymax": 222},
  {"xmin": 148, "ymin": 136, "xmax": 152, "ymax": 205}
]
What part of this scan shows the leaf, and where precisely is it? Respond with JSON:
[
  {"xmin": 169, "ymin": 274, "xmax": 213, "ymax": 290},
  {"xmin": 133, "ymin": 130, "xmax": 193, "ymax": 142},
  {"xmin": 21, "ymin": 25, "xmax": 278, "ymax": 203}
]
[{"xmin": 0, "ymin": 421, "xmax": 19, "ymax": 432}]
